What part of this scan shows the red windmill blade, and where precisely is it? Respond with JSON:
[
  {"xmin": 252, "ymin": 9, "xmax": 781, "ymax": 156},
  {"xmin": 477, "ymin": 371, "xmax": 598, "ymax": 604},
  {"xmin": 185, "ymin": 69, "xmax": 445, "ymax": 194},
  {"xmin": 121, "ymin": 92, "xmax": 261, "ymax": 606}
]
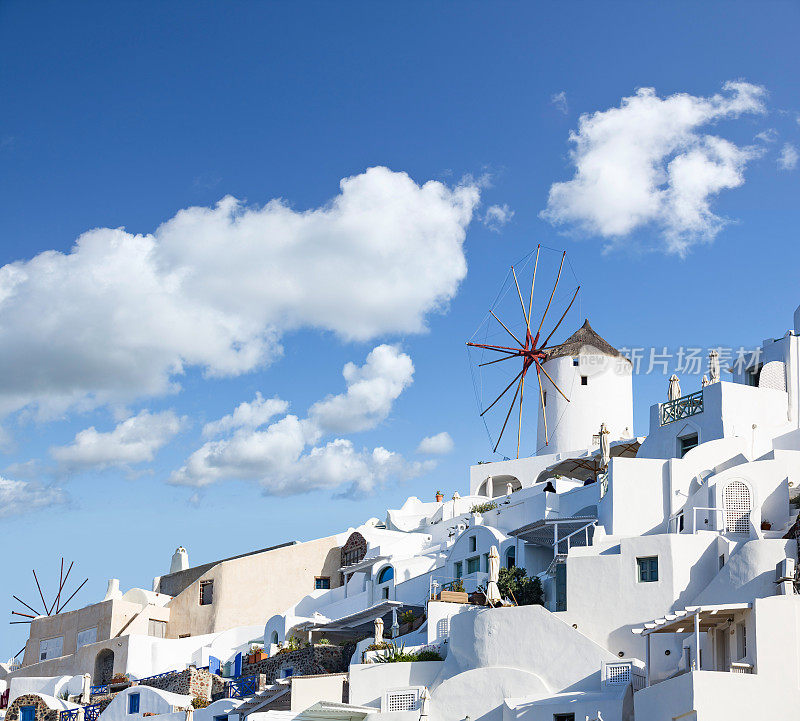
[
  {"xmin": 10, "ymin": 558, "xmax": 88, "ymax": 626},
  {"xmin": 467, "ymin": 246, "xmax": 580, "ymax": 459}
]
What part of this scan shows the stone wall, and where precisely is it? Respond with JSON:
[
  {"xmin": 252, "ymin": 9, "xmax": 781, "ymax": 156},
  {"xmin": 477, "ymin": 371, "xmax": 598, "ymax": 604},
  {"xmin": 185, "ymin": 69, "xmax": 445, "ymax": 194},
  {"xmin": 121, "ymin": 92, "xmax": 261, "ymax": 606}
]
[
  {"xmin": 138, "ymin": 667, "xmax": 225, "ymax": 700},
  {"xmin": 5, "ymin": 694, "xmax": 60, "ymax": 721},
  {"xmin": 241, "ymin": 645, "xmax": 346, "ymax": 684}
]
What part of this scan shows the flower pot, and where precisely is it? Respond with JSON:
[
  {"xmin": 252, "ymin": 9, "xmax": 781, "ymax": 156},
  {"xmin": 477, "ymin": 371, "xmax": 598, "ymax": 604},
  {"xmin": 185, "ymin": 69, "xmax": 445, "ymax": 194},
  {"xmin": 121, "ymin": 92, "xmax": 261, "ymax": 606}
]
[{"xmin": 435, "ymin": 493, "xmax": 443, "ymax": 502}]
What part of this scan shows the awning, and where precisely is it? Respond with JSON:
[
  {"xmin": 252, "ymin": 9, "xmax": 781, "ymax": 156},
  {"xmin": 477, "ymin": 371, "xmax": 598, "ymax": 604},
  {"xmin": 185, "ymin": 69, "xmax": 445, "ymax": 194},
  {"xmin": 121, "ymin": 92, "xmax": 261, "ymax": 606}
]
[
  {"xmin": 508, "ymin": 517, "xmax": 597, "ymax": 547},
  {"xmin": 299, "ymin": 702, "xmax": 376, "ymax": 720},
  {"xmin": 298, "ymin": 600, "xmax": 405, "ymax": 634},
  {"xmin": 535, "ymin": 438, "xmax": 644, "ymax": 484},
  {"xmin": 338, "ymin": 555, "xmax": 390, "ymax": 574},
  {"xmin": 632, "ymin": 603, "xmax": 751, "ymax": 636}
]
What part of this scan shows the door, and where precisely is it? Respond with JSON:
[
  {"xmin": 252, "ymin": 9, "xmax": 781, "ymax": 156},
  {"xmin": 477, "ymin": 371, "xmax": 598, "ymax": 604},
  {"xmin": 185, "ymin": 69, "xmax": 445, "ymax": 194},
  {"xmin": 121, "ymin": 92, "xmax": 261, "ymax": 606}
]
[
  {"xmin": 20, "ymin": 706, "xmax": 36, "ymax": 721},
  {"xmin": 715, "ymin": 629, "xmax": 730, "ymax": 671}
]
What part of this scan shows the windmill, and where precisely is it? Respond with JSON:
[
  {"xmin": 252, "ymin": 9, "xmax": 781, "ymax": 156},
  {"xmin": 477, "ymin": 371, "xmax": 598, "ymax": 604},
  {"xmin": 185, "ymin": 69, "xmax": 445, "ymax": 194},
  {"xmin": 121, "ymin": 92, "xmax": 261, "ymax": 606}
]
[
  {"xmin": 467, "ymin": 245, "xmax": 580, "ymax": 459},
  {"xmin": 10, "ymin": 558, "xmax": 88, "ymax": 657}
]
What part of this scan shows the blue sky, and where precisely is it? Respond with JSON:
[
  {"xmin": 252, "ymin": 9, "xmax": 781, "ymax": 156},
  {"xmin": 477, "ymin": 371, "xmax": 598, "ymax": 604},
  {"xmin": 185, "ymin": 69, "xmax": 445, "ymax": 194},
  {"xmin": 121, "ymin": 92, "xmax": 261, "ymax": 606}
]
[{"xmin": 1, "ymin": 1, "xmax": 799, "ymax": 657}]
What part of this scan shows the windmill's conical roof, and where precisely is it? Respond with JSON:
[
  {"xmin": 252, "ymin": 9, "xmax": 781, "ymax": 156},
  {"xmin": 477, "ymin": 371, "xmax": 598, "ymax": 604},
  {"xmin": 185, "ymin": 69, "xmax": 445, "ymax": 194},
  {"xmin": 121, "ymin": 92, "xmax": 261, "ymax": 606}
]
[{"xmin": 544, "ymin": 319, "xmax": 629, "ymax": 362}]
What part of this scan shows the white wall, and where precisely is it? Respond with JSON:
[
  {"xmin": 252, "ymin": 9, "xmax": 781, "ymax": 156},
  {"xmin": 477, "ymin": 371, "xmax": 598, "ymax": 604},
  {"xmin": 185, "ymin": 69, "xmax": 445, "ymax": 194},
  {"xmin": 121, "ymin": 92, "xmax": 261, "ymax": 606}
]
[
  {"xmin": 537, "ymin": 352, "xmax": 633, "ymax": 457},
  {"xmin": 98, "ymin": 686, "xmax": 190, "ymax": 721}
]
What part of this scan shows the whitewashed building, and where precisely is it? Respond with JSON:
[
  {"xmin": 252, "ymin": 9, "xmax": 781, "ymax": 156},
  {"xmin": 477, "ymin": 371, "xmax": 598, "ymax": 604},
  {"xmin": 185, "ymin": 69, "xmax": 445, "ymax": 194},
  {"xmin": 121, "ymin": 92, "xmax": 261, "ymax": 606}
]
[{"xmin": 4, "ymin": 308, "xmax": 800, "ymax": 721}]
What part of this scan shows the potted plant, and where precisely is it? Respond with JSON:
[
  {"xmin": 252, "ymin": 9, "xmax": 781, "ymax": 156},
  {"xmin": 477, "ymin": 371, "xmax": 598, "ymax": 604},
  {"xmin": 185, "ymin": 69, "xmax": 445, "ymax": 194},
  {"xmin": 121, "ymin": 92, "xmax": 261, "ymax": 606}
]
[
  {"xmin": 761, "ymin": 519, "xmax": 772, "ymax": 531},
  {"xmin": 109, "ymin": 673, "xmax": 130, "ymax": 690},
  {"xmin": 435, "ymin": 491, "xmax": 444, "ymax": 502}
]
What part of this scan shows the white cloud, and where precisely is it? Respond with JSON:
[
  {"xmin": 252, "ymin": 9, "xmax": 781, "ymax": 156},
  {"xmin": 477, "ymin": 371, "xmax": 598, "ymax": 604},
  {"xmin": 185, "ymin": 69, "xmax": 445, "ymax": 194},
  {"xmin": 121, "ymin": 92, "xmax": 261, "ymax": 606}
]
[
  {"xmin": 551, "ymin": 91, "xmax": 569, "ymax": 115},
  {"xmin": 309, "ymin": 345, "xmax": 413, "ymax": 433},
  {"xmin": 778, "ymin": 143, "xmax": 799, "ymax": 171},
  {"xmin": 416, "ymin": 431, "xmax": 454, "ymax": 455},
  {"xmin": 541, "ymin": 81, "xmax": 767, "ymax": 254},
  {"xmin": 0, "ymin": 477, "xmax": 67, "ymax": 518},
  {"xmin": 482, "ymin": 204, "xmax": 514, "ymax": 232},
  {"xmin": 51, "ymin": 409, "xmax": 185, "ymax": 470},
  {"xmin": 0, "ymin": 167, "xmax": 480, "ymax": 419},
  {"xmin": 755, "ymin": 128, "xmax": 778, "ymax": 143},
  {"xmin": 203, "ymin": 393, "xmax": 288, "ymax": 438},
  {"xmin": 170, "ymin": 346, "xmax": 427, "ymax": 496}
]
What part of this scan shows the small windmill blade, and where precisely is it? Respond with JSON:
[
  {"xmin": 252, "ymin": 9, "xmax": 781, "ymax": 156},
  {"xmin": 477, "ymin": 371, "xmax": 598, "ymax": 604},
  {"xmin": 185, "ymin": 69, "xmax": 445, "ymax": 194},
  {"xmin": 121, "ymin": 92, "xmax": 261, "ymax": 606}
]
[{"xmin": 11, "ymin": 559, "xmax": 87, "ymax": 624}]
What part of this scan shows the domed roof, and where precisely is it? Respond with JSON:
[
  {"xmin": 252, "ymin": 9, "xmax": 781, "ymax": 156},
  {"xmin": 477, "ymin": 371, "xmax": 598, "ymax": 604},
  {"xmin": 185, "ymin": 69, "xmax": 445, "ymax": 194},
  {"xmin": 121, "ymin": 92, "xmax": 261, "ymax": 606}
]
[{"xmin": 544, "ymin": 319, "xmax": 629, "ymax": 362}]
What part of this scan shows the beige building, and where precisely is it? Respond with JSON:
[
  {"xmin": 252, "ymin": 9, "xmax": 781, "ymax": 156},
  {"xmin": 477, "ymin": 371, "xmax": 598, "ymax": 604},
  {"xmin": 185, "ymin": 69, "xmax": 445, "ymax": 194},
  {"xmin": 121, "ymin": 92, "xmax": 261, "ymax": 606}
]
[{"xmin": 159, "ymin": 537, "xmax": 343, "ymax": 638}]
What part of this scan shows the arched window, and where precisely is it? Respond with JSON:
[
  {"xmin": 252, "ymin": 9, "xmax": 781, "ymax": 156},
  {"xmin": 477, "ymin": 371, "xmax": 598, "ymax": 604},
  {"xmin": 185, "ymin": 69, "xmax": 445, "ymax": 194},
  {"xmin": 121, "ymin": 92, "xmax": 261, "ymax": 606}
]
[
  {"xmin": 377, "ymin": 566, "xmax": 394, "ymax": 584},
  {"xmin": 505, "ymin": 547, "xmax": 515, "ymax": 569},
  {"xmin": 724, "ymin": 481, "xmax": 752, "ymax": 534},
  {"xmin": 270, "ymin": 631, "xmax": 279, "ymax": 645}
]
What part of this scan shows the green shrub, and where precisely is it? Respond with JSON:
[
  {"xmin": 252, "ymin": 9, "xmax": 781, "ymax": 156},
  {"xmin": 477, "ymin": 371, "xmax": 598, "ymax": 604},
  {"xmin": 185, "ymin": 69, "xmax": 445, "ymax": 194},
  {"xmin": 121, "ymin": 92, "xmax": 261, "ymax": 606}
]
[
  {"xmin": 191, "ymin": 697, "xmax": 210, "ymax": 709},
  {"xmin": 469, "ymin": 501, "xmax": 498, "ymax": 514},
  {"xmin": 374, "ymin": 643, "xmax": 443, "ymax": 663},
  {"xmin": 497, "ymin": 566, "xmax": 545, "ymax": 606}
]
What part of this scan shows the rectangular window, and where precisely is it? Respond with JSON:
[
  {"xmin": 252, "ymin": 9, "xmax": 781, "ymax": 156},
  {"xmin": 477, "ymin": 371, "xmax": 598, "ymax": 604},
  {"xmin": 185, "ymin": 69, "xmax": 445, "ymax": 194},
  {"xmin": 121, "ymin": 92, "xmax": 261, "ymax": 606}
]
[
  {"xmin": 719, "ymin": 554, "xmax": 726, "ymax": 570},
  {"xmin": 128, "ymin": 693, "xmax": 140, "ymax": 714},
  {"xmin": 467, "ymin": 556, "xmax": 480, "ymax": 574},
  {"xmin": 637, "ymin": 556, "xmax": 659, "ymax": 582},
  {"xmin": 677, "ymin": 513, "xmax": 684, "ymax": 532},
  {"xmin": 454, "ymin": 562, "xmax": 462, "ymax": 579},
  {"xmin": 39, "ymin": 636, "xmax": 63, "ymax": 661},
  {"xmin": 745, "ymin": 365, "xmax": 762, "ymax": 387},
  {"xmin": 679, "ymin": 433, "xmax": 699, "ymax": 458},
  {"xmin": 554, "ymin": 714, "xmax": 575, "ymax": 721},
  {"xmin": 482, "ymin": 553, "xmax": 489, "ymax": 572},
  {"xmin": 581, "ymin": 376, "xmax": 588, "ymax": 386},
  {"xmin": 382, "ymin": 587, "xmax": 389, "ymax": 599},
  {"xmin": 77, "ymin": 627, "xmax": 98, "ymax": 650},
  {"xmin": 199, "ymin": 580, "xmax": 213, "ymax": 606},
  {"xmin": 736, "ymin": 622, "xmax": 747, "ymax": 659},
  {"xmin": 572, "ymin": 358, "xmax": 579, "ymax": 367},
  {"xmin": 148, "ymin": 620, "xmax": 166, "ymax": 638},
  {"xmin": 469, "ymin": 536, "xmax": 477, "ymax": 552},
  {"xmin": 314, "ymin": 577, "xmax": 331, "ymax": 590}
]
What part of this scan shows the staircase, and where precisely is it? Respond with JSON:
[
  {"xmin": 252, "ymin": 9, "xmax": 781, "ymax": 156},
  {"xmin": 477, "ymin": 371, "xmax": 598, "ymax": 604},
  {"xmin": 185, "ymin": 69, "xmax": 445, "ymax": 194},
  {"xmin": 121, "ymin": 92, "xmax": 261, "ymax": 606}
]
[{"xmin": 230, "ymin": 683, "xmax": 291, "ymax": 718}]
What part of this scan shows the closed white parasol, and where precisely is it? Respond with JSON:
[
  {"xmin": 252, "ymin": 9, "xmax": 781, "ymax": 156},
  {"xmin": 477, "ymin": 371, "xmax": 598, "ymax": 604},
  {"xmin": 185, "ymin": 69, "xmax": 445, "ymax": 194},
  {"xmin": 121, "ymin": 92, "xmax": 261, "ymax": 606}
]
[{"xmin": 486, "ymin": 545, "xmax": 502, "ymax": 606}]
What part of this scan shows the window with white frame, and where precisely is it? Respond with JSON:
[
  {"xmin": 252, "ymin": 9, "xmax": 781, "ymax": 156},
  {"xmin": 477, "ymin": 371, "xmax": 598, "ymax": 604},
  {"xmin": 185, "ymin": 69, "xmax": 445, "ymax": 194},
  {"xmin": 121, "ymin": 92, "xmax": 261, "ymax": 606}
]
[{"xmin": 637, "ymin": 556, "xmax": 658, "ymax": 582}]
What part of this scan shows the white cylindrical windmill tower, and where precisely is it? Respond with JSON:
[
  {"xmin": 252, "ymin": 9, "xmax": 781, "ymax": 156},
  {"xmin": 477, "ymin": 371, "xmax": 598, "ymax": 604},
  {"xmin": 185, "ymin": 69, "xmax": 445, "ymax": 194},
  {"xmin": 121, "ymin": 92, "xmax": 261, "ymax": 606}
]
[{"xmin": 536, "ymin": 320, "xmax": 633, "ymax": 456}]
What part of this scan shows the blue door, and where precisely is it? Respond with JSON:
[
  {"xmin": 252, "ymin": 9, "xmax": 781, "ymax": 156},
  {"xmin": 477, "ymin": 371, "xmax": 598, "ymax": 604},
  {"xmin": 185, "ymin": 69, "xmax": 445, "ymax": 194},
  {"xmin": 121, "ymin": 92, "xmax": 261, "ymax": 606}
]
[
  {"xmin": 21, "ymin": 706, "xmax": 36, "ymax": 721},
  {"xmin": 233, "ymin": 652, "xmax": 242, "ymax": 678}
]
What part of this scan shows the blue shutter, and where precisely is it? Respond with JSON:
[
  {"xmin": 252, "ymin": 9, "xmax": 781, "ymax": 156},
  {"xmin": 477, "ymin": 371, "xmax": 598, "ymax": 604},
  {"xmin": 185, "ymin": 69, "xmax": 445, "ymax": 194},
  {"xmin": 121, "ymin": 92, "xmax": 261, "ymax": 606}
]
[
  {"xmin": 209, "ymin": 656, "xmax": 221, "ymax": 675},
  {"xmin": 233, "ymin": 652, "xmax": 242, "ymax": 678}
]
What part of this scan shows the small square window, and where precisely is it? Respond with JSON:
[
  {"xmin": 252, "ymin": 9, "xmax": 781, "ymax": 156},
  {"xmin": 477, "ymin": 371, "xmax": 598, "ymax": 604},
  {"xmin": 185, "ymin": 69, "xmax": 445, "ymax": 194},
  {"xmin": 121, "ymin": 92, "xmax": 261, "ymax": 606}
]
[
  {"xmin": 581, "ymin": 376, "xmax": 588, "ymax": 386},
  {"xmin": 128, "ymin": 693, "xmax": 140, "ymax": 714},
  {"xmin": 199, "ymin": 580, "xmax": 214, "ymax": 606},
  {"xmin": 572, "ymin": 358, "xmax": 579, "ymax": 367},
  {"xmin": 314, "ymin": 577, "xmax": 331, "ymax": 590},
  {"xmin": 469, "ymin": 536, "xmax": 477, "ymax": 552},
  {"xmin": 637, "ymin": 556, "xmax": 658, "ymax": 583}
]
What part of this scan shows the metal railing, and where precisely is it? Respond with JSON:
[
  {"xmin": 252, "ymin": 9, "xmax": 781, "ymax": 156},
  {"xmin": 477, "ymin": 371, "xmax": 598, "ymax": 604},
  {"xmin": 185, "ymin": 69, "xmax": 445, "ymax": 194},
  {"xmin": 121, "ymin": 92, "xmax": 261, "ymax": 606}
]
[
  {"xmin": 136, "ymin": 669, "xmax": 178, "ymax": 685},
  {"xmin": 60, "ymin": 703, "xmax": 104, "ymax": 721},
  {"xmin": 89, "ymin": 685, "xmax": 109, "ymax": 696},
  {"xmin": 554, "ymin": 521, "xmax": 596, "ymax": 556},
  {"xmin": 730, "ymin": 662, "xmax": 754, "ymax": 674},
  {"xmin": 660, "ymin": 390, "xmax": 704, "ymax": 425},
  {"xmin": 227, "ymin": 674, "xmax": 258, "ymax": 698}
]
